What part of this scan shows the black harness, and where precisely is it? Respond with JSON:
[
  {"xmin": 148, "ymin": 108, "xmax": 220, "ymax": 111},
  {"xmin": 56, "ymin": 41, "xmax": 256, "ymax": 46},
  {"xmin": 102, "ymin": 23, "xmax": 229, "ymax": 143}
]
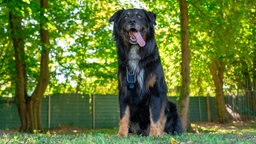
[{"xmin": 126, "ymin": 67, "xmax": 136, "ymax": 89}]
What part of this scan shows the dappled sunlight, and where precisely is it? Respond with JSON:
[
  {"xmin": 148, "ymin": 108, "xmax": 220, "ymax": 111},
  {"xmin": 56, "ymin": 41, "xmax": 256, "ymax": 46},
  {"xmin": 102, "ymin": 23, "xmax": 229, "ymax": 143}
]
[
  {"xmin": 225, "ymin": 104, "xmax": 241, "ymax": 121},
  {"xmin": 1, "ymin": 124, "xmax": 256, "ymax": 143},
  {"xmin": 191, "ymin": 122, "xmax": 256, "ymax": 134}
]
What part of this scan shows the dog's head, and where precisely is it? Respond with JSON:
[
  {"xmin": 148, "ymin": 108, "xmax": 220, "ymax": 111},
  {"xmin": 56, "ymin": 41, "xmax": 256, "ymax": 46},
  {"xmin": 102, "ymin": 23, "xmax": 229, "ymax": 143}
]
[{"xmin": 109, "ymin": 8, "xmax": 156, "ymax": 48}]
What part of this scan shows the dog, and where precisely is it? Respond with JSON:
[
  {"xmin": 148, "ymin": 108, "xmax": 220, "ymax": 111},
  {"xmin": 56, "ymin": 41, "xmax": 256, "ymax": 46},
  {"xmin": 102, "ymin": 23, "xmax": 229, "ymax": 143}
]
[{"xmin": 109, "ymin": 8, "xmax": 182, "ymax": 137}]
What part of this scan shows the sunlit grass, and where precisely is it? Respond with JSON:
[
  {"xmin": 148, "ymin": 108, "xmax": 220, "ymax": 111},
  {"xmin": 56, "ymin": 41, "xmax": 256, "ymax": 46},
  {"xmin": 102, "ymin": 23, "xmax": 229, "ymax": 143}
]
[
  {"xmin": 191, "ymin": 122, "xmax": 256, "ymax": 134},
  {"xmin": 1, "ymin": 123, "xmax": 256, "ymax": 144}
]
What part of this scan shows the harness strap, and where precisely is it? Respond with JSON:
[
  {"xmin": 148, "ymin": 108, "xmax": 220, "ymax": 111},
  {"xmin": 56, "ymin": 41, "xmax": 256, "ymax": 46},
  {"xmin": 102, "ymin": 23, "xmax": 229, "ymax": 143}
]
[{"xmin": 126, "ymin": 67, "xmax": 136, "ymax": 89}]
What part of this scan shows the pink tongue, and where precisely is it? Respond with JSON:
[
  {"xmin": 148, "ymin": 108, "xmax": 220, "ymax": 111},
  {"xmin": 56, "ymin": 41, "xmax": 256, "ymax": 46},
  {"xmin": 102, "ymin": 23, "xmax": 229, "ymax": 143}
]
[{"xmin": 130, "ymin": 32, "xmax": 146, "ymax": 47}]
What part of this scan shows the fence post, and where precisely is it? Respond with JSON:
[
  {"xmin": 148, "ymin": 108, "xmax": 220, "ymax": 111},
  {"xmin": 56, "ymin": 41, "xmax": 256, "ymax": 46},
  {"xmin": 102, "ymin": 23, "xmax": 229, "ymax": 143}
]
[
  {"xmin": 198, "ymin": 96, "xmax": 201, "ymax": 121},
  {"xmin": 92, "ymin": 94, "xmax": 95, "ymax": 129},
  {"xmin": 206, "ymin": 94, "xmax": 211, "ymax": 122},
  {"xmin": 48, "ymin": 95, "xmax": 51, "ymax": 129}
]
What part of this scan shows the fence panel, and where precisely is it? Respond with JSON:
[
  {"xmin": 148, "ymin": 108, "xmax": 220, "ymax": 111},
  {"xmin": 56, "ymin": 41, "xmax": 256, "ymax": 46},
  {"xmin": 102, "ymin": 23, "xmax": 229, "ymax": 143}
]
[
  {"xmin": 49, "ymin": 94, "xmax": 92, "ymax": 128},
  {"xmin": 0, "ymin": 101, "xmax": 20, "ymax": 129},
  {"xmin": 93, "ymin": 95, "xmax": 119, "ymax": 128},
  {"xmin": 41, "ymin": 97, "xmax": 49, "ymax": 128},
  {"xmin": 225, "ymin": 95, "xmax": 256, "ymax": 121},
  {"xmin": 1, "ymin": 94, "xmax": 255, "ymax": 129}
]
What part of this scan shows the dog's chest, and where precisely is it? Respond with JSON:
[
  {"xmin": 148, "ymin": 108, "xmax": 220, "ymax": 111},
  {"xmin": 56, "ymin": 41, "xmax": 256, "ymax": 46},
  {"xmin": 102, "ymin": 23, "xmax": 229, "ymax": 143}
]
[
  {"xmin": 128, "ymin": 45, "xmax": 144, "ymax": 88},
  {"xmin": 128, "ymin": 45, "xmax": 141, "ymax": 71}
]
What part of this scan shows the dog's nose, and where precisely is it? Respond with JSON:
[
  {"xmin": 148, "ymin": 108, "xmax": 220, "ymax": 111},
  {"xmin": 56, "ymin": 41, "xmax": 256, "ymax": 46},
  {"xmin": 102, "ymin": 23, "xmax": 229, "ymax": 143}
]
[{"xmin": 129, "ymin": 19, "xmax": 136, "ymax": 25}]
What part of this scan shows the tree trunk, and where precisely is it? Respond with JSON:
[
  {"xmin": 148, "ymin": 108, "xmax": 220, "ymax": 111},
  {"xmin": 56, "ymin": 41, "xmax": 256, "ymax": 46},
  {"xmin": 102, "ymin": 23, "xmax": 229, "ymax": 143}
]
[
  {"xmin": 9, "ymin": 0, "xmax": 50, "ymax": 132},
  {"xmin": 9, "ymin": 12, "xmax": 29, "ymax": 132},
  {"xmin": 178, "ymin": 0, "xmax": 190, "ymax": 132},
  {"xmin": 253, "ymin": 57, "xmax": 256, "ymax": 114},
  {"xmin": 29, "ymin": 0, "xmax": 50, "ymax": 131},
  {"xmin": 209, "ymin": 59, "xmax": 229, "ymax": 123}
]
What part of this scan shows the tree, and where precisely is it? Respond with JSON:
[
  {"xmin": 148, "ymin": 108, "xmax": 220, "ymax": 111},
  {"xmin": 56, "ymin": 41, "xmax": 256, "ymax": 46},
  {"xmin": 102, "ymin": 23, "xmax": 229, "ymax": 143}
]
[
  {"xmin": 238, "ymin": 5, "xmax": 256, "ymax": 115},
  {"xmin": 209, "ymin": 59, "xmax": 229, "ymax": 123},
  {"xmin": 178, "ymin": 0, "xmax": 190, "ymax": 132},
  {"xmin": 8, "ymin": 0, "xmax": 50, "ymax": 132},
  {"xmin": 9, "ymin": 1, "xmax": 27, "ymax": 132},
  {"xmin": 28, "ymin": 0, "xmax": 50, "ymax": 132},
  {"xmin": 189, "ymin": 0, "xmax": 255, "ymax": 122}
]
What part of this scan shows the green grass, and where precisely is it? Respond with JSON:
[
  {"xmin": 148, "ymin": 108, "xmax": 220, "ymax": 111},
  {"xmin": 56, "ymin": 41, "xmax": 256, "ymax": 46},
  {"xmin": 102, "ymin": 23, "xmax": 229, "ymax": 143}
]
[{"xmin": 1, "ymin": 123, "xmax": 256, "ymax": 144}]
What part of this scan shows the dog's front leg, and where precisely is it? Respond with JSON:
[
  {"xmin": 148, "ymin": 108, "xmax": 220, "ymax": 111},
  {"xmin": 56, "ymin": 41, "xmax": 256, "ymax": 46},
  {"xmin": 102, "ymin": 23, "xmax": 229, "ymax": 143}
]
[
  {"xmin": 149, "ymin": 96, "xmax": 165, "ymax": 137},
  {"xmin": 117, "ymin": 104, "xmax": 130, "ymax": 137},
  {"xmin": 117, "ymin": 83, "xmax": 130, "ymax": 137}
]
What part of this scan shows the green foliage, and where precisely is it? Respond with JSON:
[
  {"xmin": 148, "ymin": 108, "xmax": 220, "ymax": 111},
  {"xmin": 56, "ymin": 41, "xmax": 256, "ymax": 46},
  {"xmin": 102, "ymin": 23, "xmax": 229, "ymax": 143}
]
[
  {"xmin": 189, "ymin": 0, "xmax": 255, "ymax": 95},
  {"xmin": 0, "ymin": 0, "xmax": 255, "ymax": 96}
]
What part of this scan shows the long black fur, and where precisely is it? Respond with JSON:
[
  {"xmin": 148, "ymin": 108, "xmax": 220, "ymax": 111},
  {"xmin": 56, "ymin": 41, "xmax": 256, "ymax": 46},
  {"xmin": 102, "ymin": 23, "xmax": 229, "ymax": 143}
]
[{"xmin": 109, "ymin": 8, "xmax": 182, "ymax": 136}]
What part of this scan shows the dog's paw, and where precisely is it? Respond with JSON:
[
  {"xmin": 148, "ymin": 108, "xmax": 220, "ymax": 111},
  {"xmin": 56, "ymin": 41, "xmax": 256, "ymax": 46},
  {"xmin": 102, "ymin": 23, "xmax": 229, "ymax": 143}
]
[
  {"xmin": 117, "ymin": 131, "xmax": 128, "ymax": 137},
  {"xmin": 117, "ymin": 126, "xmax": 128, "ymax": 137},
  {"xmin": 149, "ymin": 125, "xmax": 162, "ymax": 137}
]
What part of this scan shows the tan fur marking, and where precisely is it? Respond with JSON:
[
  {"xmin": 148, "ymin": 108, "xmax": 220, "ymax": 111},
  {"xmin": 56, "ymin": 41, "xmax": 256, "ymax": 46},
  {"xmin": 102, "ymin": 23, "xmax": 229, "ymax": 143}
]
[
  {"xmin": 121, "ymin": 30, "xmax": 129, "ymax": 47},
  {"xmin": 143, "ymin": 32, "xmax": 147, "ymax": 42},
  {"xmin": 117, "ymin": 106, "xmax": 130, "ymax": 137},
  {"xmin": 146, "ymin": 73, "xmax": 157, "ymax": 88},
  {"xmin": 149, "ymin": 107, "xmax": 167, "ymax": 137}
]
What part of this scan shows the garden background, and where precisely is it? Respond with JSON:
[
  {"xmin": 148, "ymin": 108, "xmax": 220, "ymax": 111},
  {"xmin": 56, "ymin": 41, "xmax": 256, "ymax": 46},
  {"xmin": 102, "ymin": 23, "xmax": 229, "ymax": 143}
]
[{"xmin": 0, "ymin": 0, "xmax": 255, "ymax": 133}]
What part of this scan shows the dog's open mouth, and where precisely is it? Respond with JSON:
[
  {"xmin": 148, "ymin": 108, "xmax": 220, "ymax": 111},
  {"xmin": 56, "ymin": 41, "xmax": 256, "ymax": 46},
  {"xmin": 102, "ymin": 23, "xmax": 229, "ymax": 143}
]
[{"xmin": 128, "ymin": 30, "xmax": 145, "ymax": 47}]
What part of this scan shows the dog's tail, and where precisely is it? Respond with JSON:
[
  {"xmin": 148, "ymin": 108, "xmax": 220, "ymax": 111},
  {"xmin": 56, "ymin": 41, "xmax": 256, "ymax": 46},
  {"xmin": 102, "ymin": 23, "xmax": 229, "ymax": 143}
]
[{"xmin": 164, "ymin": 101, "xmax": 183, "ymax": 135}]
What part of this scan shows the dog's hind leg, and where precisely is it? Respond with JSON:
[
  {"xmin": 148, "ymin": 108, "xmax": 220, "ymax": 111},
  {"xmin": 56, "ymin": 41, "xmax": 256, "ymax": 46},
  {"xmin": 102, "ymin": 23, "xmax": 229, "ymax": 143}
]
[{"xmin": 149, "ymin": 96, "xmax": 167, "ymax": 137}]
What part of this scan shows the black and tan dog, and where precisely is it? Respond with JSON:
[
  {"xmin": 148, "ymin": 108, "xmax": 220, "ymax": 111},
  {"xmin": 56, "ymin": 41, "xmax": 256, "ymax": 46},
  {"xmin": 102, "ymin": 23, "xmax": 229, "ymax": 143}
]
[{"xmin": 109, "ymin": 8, "xmax": 182, "ymax": 137}]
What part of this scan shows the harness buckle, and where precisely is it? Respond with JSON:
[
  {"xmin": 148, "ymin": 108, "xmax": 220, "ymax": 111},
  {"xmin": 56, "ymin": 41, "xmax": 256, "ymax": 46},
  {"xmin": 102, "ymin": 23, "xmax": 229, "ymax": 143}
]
[{"xmin": 126, "ymin": 68, "xmax": 136, "ymax": 89}]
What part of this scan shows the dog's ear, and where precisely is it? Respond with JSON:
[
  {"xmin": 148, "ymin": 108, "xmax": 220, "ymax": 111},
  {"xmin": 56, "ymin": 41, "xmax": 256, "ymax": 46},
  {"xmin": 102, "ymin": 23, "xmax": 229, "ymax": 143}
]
[
  {"xmin": 145, "ymin": 11, "xmax": 157, "ymax": 26},
  {"xmin": 109, "ymin": 9, "xmax": 125, "ymax": 23}
]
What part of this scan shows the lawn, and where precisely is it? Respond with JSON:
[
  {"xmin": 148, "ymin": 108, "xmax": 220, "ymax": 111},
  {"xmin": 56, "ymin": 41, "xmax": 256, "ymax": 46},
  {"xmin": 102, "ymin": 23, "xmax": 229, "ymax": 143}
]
[{"xmin": 1, "ymin": 122, "xmax": 255, "ymax": 144}]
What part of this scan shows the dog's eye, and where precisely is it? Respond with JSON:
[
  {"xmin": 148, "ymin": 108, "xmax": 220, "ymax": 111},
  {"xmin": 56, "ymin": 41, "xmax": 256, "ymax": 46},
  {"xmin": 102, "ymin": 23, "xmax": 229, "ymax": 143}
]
[
  {"xmin": 124, "ymin": 14, "xmax": 129, "ymax": 19},
  {"xmin": 137, "ymin": 14, "xmax": 143, "ymax": 19}
]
